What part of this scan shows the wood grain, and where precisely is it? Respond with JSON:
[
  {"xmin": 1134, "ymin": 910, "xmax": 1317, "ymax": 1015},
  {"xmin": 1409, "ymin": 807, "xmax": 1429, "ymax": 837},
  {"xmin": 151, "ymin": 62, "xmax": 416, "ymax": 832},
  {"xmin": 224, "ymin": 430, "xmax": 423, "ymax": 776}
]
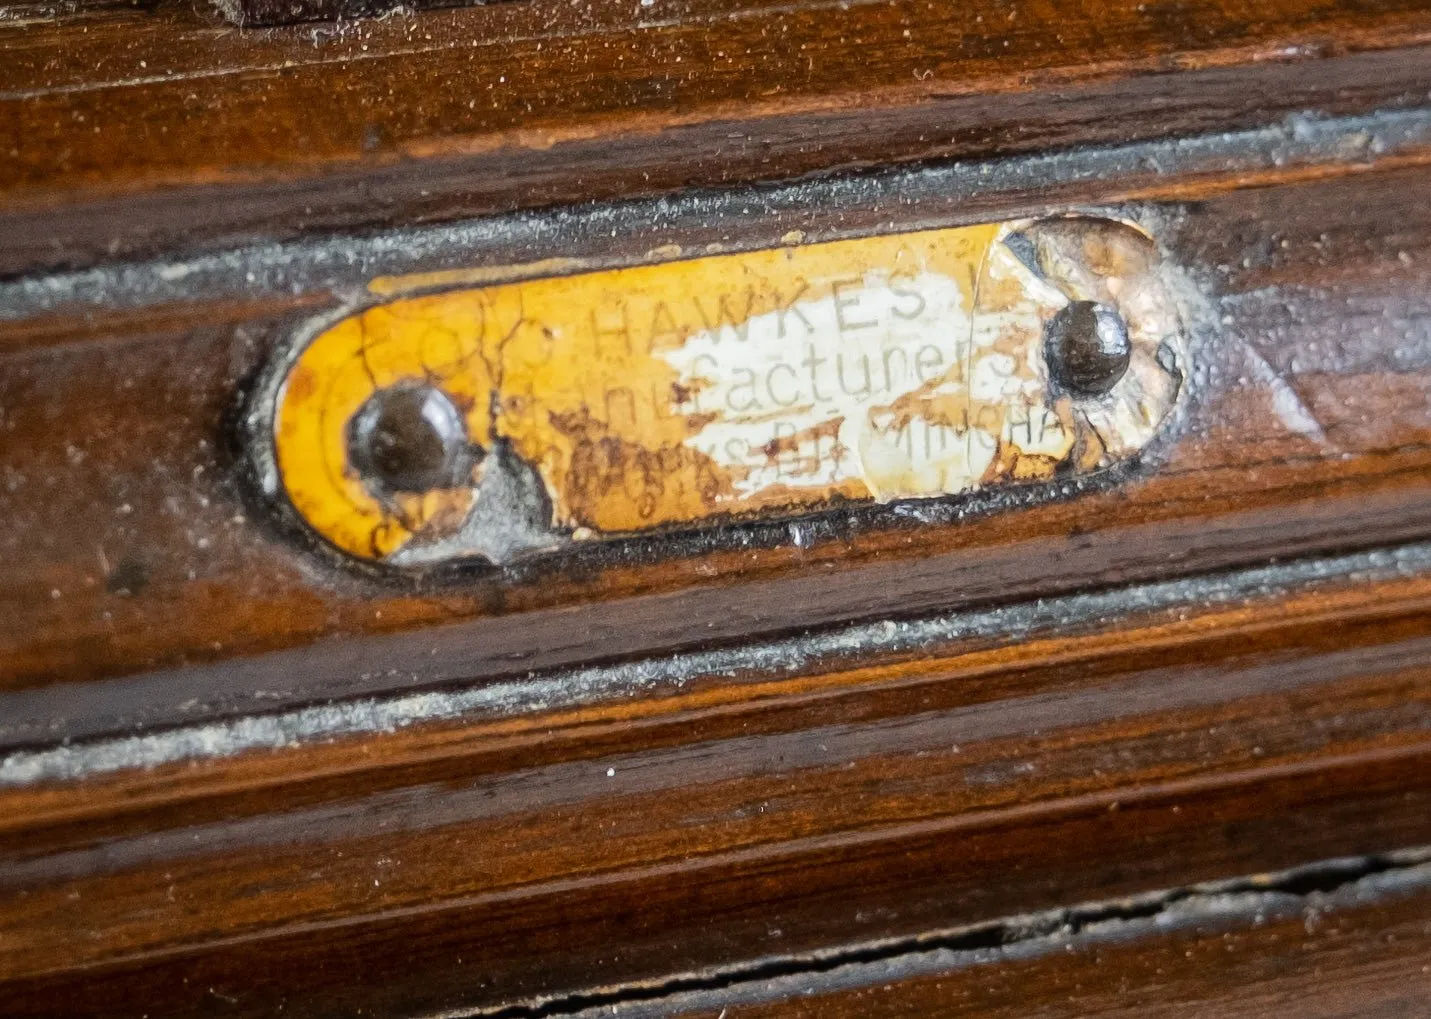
[
  {"xmin": 566, "ymin": 857, "xmax": 1431, "ymax": 1018},
  {"xmin": 4, "ymin": 149, "xmax": 1431, "ymax": 743},
  {"xmin": 4, "ymin": 1, "xmax": 1431, "ymax": 1015},
  {"xmin": 2, "ymin": 554, "xmax": 1431, "ymax": 1015},
  {"xmin": 1, "ymin": 0, "xmax": 1431, "ymax": 271}
]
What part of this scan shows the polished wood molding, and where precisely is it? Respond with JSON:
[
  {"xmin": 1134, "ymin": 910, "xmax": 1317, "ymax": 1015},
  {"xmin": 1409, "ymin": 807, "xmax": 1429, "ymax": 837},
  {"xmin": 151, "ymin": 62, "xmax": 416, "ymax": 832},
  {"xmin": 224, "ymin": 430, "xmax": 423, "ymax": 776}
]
[{"xmin": 2, "ymin": 1, "xmax": 1430, "ymax": 1014}]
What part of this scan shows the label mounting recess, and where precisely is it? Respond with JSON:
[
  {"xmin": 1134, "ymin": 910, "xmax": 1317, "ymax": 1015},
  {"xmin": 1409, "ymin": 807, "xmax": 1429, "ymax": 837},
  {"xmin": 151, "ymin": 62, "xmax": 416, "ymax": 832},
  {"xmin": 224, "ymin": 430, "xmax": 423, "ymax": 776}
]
[{"xmin": 260, "ymin": 215, "xmax": 1188, "ymax": 566}]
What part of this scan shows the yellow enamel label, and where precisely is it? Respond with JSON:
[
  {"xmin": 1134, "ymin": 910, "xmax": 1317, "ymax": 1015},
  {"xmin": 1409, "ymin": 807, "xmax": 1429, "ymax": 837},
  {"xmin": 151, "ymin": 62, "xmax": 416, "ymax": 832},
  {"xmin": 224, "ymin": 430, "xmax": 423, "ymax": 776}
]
[{"xmin": 270, "ymin": 217, "xmax": 1186, "ymax": 565}]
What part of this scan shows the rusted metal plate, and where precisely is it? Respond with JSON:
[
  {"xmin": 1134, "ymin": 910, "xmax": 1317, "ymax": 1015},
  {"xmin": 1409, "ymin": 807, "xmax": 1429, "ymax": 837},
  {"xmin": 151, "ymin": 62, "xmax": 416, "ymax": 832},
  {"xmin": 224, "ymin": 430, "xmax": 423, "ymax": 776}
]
[{"xmin": 256, "ymin": 216, "xmax": 1190, "ymax": 566}]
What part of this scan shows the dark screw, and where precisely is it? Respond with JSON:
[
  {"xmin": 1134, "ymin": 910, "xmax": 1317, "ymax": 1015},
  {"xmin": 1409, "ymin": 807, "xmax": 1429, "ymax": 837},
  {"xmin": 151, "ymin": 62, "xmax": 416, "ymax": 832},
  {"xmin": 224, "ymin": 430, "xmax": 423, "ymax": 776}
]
[
  {"xmin": 1043, "ymin": 301, "xmax": 1132, "ymax": 397},
  {"xmin": 347, "ymin": 383, "xmax": 481, "ymax": 494}
]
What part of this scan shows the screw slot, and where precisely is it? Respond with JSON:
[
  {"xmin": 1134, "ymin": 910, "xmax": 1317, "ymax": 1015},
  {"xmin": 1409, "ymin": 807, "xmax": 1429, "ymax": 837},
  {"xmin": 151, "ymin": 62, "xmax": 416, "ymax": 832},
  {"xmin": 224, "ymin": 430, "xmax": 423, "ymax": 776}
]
[
  {"xmin": 1043, "ymin": 300, "xmax": 1132, "ymax": 397},
  {"xmin": 347, "ymin": 383, "xmax": 481, "ymax": 495}
]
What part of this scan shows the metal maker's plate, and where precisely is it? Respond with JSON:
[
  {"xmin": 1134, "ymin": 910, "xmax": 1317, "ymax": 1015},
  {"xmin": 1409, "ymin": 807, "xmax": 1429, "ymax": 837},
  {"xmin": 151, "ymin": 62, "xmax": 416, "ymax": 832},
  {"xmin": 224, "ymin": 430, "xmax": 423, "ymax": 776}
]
[{"xmin": 264, "ymin": 216, "xmax": 1188, "ymax": 566}]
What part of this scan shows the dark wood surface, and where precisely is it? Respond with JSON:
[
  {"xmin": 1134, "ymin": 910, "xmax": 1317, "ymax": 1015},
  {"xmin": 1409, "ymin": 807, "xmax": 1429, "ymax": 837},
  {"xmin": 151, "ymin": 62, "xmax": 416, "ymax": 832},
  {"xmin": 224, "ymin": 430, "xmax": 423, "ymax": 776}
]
[
  {"xmin": 4, "ymin": 543, "xmax": 1431, "ymax": 1015},
  {"xmin": 5, "ymin": 150, "xmax": 1431, "ymax": 742},
  {"xmin": 2, "ymin": 0, "xmax": 1431, "ymax": 272},
  {"xmin": 584, "ymin": 855, "xmax": 1431, "ymax": 1018},
  {"xmin": 216, "ymin": 0, "xmax": 492, "ymax": 29},
  {"xmin": 3, "ymin": 0, "xmax": 1431, "ymax": 1015}
]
